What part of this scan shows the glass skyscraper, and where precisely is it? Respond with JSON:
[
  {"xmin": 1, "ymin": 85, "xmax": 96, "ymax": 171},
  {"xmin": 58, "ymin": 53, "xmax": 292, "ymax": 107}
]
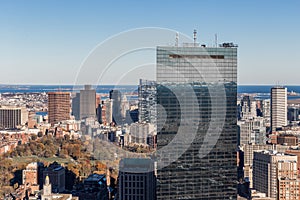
[{"xmin": 156, "ymin": 44, "xmax": 237, "ymax": 199}]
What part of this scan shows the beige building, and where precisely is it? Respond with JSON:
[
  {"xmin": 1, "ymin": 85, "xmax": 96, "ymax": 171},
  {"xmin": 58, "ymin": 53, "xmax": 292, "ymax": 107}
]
[
  {"xmin": 129, "ymin": 122, "xmax": 155, "ymax": 146},
  {"xmin": 277, "ymin": 160, "xmax": 300, "ymax": 200},
  {"xmin": 253, "ymin": 150, "xmax": 300, "ymax": 199},
  {"xmin": 271, "ymin": 87, "xmax": 287, "ymax": 132},
  {"xmin": 0, "ymin": 106, "xmax": 28, "ymax": 129},
  {"xmin": 241, "ymin": 144, "xmax": 289, "ymax": 188}
]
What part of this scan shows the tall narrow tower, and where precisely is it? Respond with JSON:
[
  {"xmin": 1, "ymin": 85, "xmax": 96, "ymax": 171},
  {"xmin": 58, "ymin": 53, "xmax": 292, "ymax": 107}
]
[
  {"xmin": 80, "ymin": 85, "xmax": 96, "ymax": 119},
  {"xmin": 41, "ymin": 176, "xmax": 52, "ymax": 200},
  {"xmin": 271, "ymin": 87, "xmax": 287, "ymax": 132}
]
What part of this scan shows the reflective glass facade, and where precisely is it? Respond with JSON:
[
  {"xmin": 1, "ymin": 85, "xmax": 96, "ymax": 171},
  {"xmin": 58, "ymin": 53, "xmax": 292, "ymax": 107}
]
[{"xmin": 156, "ymin": 46, "xmax": 237, "ymax": 199}]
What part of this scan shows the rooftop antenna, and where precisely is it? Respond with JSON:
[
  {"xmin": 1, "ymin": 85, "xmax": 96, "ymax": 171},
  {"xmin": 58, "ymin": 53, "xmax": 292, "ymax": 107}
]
[
  {"xmin": 175, "ymin": 32, "xmax": 179, "ymax": 47},
  {"xmin": 215, "ymin": 33, "xmax": 218, "ymax": 47},
  {"xmin": 193, "ymin": 29, "xmax": 197, "ymax": 46}
]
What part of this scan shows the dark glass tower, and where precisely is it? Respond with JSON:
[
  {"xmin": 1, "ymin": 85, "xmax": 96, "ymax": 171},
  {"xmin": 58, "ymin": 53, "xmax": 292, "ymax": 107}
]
[{"xmin": 156, "ymin": 44, "xmax": 237, "ymax": 199}]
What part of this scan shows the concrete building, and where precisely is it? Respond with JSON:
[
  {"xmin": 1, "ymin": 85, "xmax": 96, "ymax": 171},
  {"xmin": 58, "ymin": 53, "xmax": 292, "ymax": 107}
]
[
  {"xmin": 104, "ymin": 99, "xmax": 113, "ymax": 125},
  {"xmin": 120, "ymin": 95, "xmax": 129, "ymax": 120},
  {"xmin": 240, "ymin": 144, "xmax": 290, "ymax": 188},
  {"xmin": 156, "ymin": 42, "xmax": 237, "ymax": 199},
  {"xmin": 129, "ymin": 122, "xmax": 156, "ymax": 147},
  {"xmin": 277, "ymin": 134, "xmax": 298, "ymax": 146},
  {"xmin": 0, "ymin": 106, "xmax": 28, "ymax": 129},
  {"xmin": 80, "ymin": 85, "xmax": 96, "ymax": 119},
  {"xmin": 239, "ymin": 96, "xmax": 257, "ymax": 119},
  {"xmin": 262, "ymin": 99, "xmax": 271, "ymax": 119},
  {"xmin": 109, "ymin": 90, "xmax": 122, "ymax": 125},
  {"xmin": 48, "ymin": 92, "xmax": 70, "ymax": 125},
  {"xmin": 138, "ymin": 79, "xmax": 157, "ymax": 124},
  {"xmin": 72, "ymin": 85, "xmax": 96, "ymax": 120},
  {"xmin": 285, "ymin": 147, "xmax": 300, "ymax": 174},
  {"xmin": 118, "ymin": 158, "xmax": 156, "ymax": 200},
  {"xmin": 238, "ymin": 117, "xmax": 266, "ymax": 145},
  {"xmin": 72, "ymin": 93, "xmax": 80, "ymax": 120},
  {"xmin": 287, "ymin": 107, "xmax": 300, "ymax": 122},
  {"xmin": 277, "ymin": 160, "xmax": 300, "ymax": 200},
  {"xmin": 271, "ymin": 87, "xmax": 287, "ymax": 132},
  {"xmin": 253, "ymin": 150, "xmax": 298, "ymax": 198}
]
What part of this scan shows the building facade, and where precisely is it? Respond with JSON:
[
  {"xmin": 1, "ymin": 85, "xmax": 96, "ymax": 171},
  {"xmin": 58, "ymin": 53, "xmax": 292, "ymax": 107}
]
[
  {"xmin": 238, "ymin": 117, "xmax": 266, "ymax": 145},
  {"xmin": 129, "ymin": 122, "xmax": 156, "ymax": 147},
  {"xmin": 118, "ymin": 158, "xmax": 156, "ymax": 200},
  {"xmin": 239, "ymin": 96, "xmax": 257, "ymax": 120},
  {"xmin": 77, "ymin": 174, "xmax": 108, "ymax": 200},
  {"xmin": 253, "ymin": 150, "xmax": 299, "ymax": 199},
  {"xmin": 80, "ymin": 85, "xmax": 96, "ymax": 119},
  {"xmin": 48, "ymin": 92, "xmax": 70, "ymax": 125},
  {"xmin": 0, "ymin": 106, "xmax": 28, "ymax": 129},
  {"xmin": 156, "ymin": 44, "xmax": 237, "ymax": 199},
  {"xmin": 138, "ymin": 79, "xmax": 157, "ymax": 124},
  {"xmin": 22, "ymin": 162, "xmax": 44, "ymax": 188},
  {"xmin": 271, "ymin": 87, "xmax": 287, "ymax": 132}
]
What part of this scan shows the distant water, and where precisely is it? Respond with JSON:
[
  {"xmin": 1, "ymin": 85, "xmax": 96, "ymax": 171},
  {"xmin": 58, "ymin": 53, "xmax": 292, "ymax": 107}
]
[
  {"xmin": 238, "ymin": 85, "xmax": 300, "ymax": 94},
  {"xmin": 238, "ymin": 85, "xmax": 300, "ymax": 100},
  {"xmin": 0, "ymin": 85, "xmax": 300, "ymax": 100},
  {"xmin": 0, "ymin": 85, "xmax": 138, "ymax": 94}
]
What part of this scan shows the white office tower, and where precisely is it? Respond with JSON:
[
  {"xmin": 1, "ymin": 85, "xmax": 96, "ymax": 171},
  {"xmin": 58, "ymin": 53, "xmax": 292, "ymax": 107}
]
[{"xmin": 271, "ymin": 87, "xmax": 287, "ymax": 132}]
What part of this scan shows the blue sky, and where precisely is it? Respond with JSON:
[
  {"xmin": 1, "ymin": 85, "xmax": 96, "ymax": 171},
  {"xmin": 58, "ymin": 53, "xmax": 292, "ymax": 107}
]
[{"xmin": 0, "ymin": 0, "xmax": 299, "ymax": 85}]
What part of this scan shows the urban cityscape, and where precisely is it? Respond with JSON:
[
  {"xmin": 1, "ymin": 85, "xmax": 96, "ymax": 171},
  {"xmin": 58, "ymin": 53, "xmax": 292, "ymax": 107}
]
[{"xmin": 1, "ymin": 1, "xmax": 300, "ymax": 200}]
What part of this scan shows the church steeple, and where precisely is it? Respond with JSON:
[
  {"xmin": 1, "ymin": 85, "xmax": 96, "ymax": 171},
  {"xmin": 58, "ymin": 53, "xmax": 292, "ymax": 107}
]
[
  {"xmin": 45, "ymin": 175, "xmax": 50, "ymax": 185},
  {"xmin": 42, "ymin": 175, "xmax": 52, "ymax": 198}
]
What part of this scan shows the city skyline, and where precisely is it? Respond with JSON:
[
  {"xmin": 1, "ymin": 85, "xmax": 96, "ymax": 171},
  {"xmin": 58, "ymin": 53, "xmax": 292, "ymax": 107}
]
[{"xmin": 0, "ymin": 1, "xmax": 300, "ymax": 85}]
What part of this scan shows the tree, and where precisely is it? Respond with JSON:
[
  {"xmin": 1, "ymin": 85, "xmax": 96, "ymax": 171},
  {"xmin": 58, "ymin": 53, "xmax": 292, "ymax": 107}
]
[
  {"xmin": 44, "ymin": 149, "xmax": 52, "ymax": 158},
  {"xmin": 37, "ymin": 131, "xmax": 43, "ymax": 137},
  {"xmin": 31, "ymin": 134, "xmax": 37, "ymax": 140}
]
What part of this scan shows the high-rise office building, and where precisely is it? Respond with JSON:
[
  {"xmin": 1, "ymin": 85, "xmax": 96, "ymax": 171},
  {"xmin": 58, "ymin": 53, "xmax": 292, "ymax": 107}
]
[
  {"xmin": 129, "ymin": 122, "xmax": 156, "ymax": 146},
  {"xmin": 48, "ymin": 92, "xmax": 70, "ymax": 125},
  {"xmin": 80, "ymin": 85, "xmax": 96, "ymax": 119},
  {"xmin": 109, "ymin": 90, "xmax": 122, "ymax": 124},
  {"xmin": 138, "ymin": 79, "xmax": 157, "ymax": 124},
  {"xmin": 118, "ymin": 158, "xmax": 156, "ymax": 200},
  {"xmin": 239, "ymin": 96, "xmax": 257, "ymax": 119},
  {"xmin": 104, "ymin": 99, "xmax": 113, "ymax": 125},
  {"xmin": 0, "ymin": 106, "xmax": 28, "ymax": 129},
  {"xmin": 239, "ymin": 144, "xmax": 289, "ymax": 189},
  {"xmin": 156, "ymin": 43, "xmax": 237, "ymax": 199},
  {"xmin": 253, "ymin": 150, "xmax": 300, "ymax": 199},
  {"xmin": 262, "ymin": 99, "xmax": 271, "ymax": 119},
  {"xmin": 72, "ymin": 85, "xmax": 96, "ymax": 120},
  {"xmin": 287, "ymin": 107, "xmax": 300, "ymax": 122},
  {"xmin": 271, "ymin": 87, "xmax": 287, "ymax": 132},
  {"xmin": 238, "ymin": 117, "xmax": 266, "ymax": 145},
  {"xmin": 72, "ymin": 93, "xmax": 80, "ymax": 120}
]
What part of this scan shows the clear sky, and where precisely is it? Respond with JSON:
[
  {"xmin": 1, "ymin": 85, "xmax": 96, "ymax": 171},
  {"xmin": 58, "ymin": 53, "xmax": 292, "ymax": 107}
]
[{"xmin": 0, "ymin": 0, "xmax": 299, "ymax": 85}]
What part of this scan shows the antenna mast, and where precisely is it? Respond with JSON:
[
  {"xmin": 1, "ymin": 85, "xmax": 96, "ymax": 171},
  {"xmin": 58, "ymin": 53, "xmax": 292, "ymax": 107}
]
[
  {"xmin": 193, "ymin": 29, "xmax": 197, "ymax": 46},
  {"xmin": 215, "ymin": 34, "xmax": 218, "ymax": 47}
]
